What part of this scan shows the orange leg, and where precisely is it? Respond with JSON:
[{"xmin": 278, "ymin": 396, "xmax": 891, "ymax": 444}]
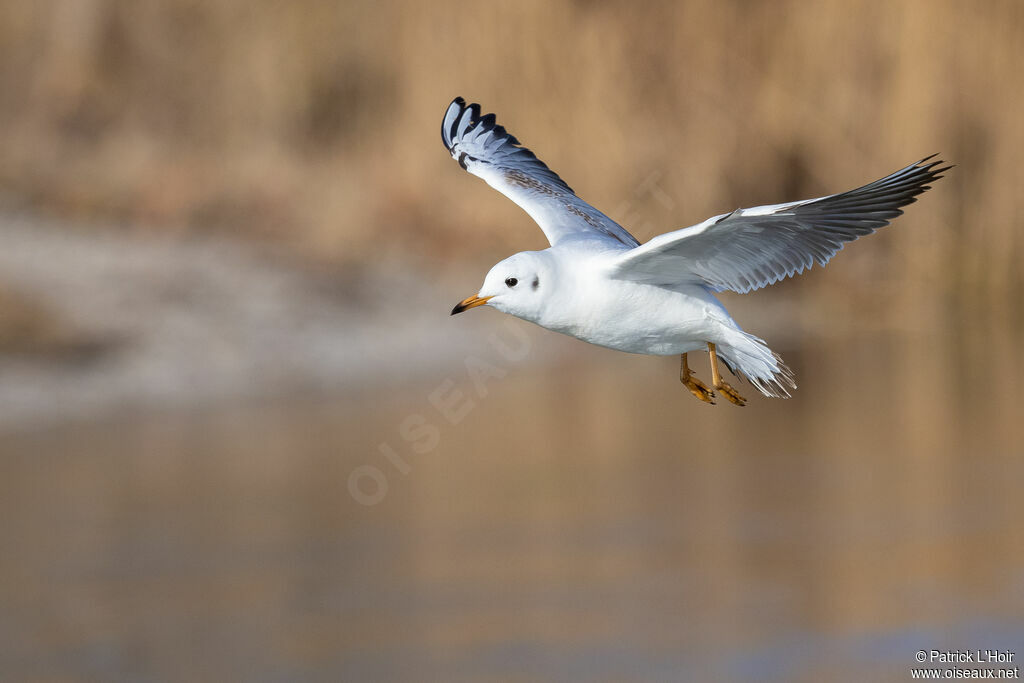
[
  {"xmin": 708, "ymin": 343, "xmax": 747, "ymax": 406},
  {"xmin": 680, "ymin": 353, "xmax": 715, "ymax": 404}
]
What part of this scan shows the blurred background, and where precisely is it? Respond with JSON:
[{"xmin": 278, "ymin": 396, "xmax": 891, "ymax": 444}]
[{"xmin": 1, "ymin": 1, "xmax": 1022, "ymax": 681}]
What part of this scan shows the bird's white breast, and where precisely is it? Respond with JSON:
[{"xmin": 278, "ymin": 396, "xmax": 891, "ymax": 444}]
[{"xmin": 535, "ymin": 248, "xmax": 734, "ymax": 356}]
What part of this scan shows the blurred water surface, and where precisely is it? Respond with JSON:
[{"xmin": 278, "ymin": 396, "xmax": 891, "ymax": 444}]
[{"xmin": 1, "ymin": 311, "xmax": 1021, "ymax": 682}]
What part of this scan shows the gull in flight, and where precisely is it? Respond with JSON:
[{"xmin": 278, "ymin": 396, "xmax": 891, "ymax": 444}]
[{"xmin": 444, "ymin": 97, "xmax": 948, "ymax": 405}]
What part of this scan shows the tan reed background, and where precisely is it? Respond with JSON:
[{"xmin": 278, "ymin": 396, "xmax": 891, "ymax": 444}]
[{"xmin": 0, "ymin": 0, "xmax": 1019, "ymax": 309}]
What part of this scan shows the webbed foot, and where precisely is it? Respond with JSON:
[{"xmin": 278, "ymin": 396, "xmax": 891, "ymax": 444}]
[
  {"xmin": 680, "ymin": 353, "xmax": 716, "ymax": 404},
  {"xmin": 716, "ymin": 381, "xmax": 747, "ymax": 406}
]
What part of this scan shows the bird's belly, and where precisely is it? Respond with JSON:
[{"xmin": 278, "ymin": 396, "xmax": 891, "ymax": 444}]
[
  {"xmin": 578, "ymin": 322, "xmax": 709, "ymax": 355},
  {"xmin": 543, "ymin": 283, "xmax": 731, "ymax": 356}
]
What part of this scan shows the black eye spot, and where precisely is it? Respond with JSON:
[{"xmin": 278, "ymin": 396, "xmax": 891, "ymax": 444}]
[
  {"xmin": 532, "ymin": 277, "xmax": 539, "ymax": 290},
  {"xmin": 505, "ymin": 277, "xmax": 518, "ymax": 288}
]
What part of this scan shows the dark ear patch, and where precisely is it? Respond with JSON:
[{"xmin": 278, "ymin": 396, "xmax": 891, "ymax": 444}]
[{"xmin": 532, "ymin": 277, "xmax": 539, "ymax": 290}]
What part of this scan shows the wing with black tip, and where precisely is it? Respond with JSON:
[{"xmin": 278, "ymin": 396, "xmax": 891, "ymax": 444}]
[
  {"xmin": 441, "ymin": 97, "xmax": 639, "ymax": 248},
  {"xmin": 608, "ymin": 156, "xmax": 950, "ymax": 293}
]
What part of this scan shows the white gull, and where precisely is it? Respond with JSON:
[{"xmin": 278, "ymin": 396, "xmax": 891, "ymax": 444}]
[{"xmin": 445, "ymin": 97, "xmax": 948, "ymax": 405}]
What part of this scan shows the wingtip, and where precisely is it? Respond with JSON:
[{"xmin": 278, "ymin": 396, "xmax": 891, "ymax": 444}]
[
  {"xmin": 919, "ymin": 153, "xmax": 953, "ymax": 172},
  {"xmin": 921, "ymin": 154, "xmax": 954, "ymax": 181},
  {"xmin": 437, "ymin": 96, "xmax": 581, "ymax": 199},
  {"xmin": 442, "ymin": 97, "xmax": 473, "ymax": 151}
]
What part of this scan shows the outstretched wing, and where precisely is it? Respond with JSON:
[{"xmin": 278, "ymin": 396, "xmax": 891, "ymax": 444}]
[
  {"xmin": 607, "ymin": 156, "xmax": 949, "ymax": 293},
  {"xmin": 441, "ymin": 97, "xmax": 639, "ymax": 248}
]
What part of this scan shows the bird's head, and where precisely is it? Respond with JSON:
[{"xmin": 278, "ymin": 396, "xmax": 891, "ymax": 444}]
[{"xmin": 451, "ymin": 251, "xmax": 550, "ymax": 322}]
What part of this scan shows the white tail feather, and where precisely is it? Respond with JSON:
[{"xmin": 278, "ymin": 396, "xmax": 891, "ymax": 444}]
[{"xmin": 718, "ymin": 330, "xmax": 796, "ymax": 398}]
